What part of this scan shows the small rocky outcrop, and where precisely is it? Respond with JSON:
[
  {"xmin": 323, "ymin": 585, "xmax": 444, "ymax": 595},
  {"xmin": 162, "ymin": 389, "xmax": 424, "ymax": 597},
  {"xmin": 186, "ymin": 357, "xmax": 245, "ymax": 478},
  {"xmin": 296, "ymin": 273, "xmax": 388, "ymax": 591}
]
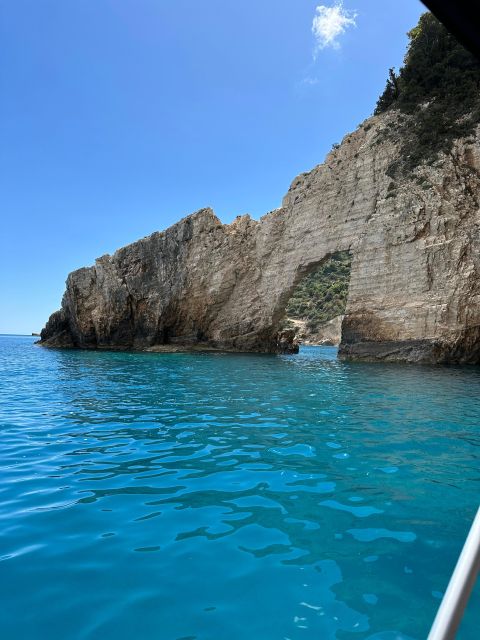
[
  {"xmin": 39, "ymin": 107, "xmax": 480, "ymax": 363},
  {"xmin": 292, "ymin": 316, "xmax": 343, "ymax": 347}
]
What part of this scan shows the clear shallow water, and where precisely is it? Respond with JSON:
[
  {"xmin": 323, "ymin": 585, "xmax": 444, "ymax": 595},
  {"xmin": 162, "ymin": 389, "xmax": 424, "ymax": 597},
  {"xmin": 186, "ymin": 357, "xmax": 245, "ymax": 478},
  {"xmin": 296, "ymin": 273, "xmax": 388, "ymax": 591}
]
[{"xmin": 0, "ymin": 335, "xmax": 479, "ymax": 640}]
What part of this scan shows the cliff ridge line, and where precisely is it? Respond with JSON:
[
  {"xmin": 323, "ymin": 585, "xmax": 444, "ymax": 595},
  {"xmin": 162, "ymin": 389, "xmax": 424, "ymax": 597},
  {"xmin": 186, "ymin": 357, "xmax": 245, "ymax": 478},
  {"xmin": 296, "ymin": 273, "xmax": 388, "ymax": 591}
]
[{"xmin": 40, "ymin": 109, "xmax": 480, "ymax": 363}]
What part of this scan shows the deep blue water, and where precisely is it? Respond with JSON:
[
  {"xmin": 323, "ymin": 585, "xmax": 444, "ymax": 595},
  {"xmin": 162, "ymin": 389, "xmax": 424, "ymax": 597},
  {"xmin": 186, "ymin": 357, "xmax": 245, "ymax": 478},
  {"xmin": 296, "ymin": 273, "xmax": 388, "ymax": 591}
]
[{"xmin": 0, "ymin": 335, "xmax": 479, "ymax": 640}]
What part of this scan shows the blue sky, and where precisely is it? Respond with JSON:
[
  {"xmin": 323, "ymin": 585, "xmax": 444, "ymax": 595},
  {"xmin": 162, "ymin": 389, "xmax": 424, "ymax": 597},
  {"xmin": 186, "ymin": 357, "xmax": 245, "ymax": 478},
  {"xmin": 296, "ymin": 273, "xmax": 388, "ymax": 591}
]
[{"xmin": 0, "ymin": 0, "xmax": 425, "ymax": 334}]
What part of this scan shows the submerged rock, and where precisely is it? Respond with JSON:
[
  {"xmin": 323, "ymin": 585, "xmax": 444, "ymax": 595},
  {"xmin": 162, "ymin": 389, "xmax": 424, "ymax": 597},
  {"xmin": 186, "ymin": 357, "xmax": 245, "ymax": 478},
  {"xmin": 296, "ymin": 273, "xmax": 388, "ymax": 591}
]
[{"xmin": 40, "ymin": 110, "xmax": 480, "ymax": 363}]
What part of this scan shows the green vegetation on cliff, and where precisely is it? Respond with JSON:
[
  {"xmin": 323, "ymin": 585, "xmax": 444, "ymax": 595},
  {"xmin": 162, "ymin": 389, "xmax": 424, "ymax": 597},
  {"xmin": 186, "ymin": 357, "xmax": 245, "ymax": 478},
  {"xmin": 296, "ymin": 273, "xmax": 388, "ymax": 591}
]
[
  {"xmin": 286, "ymin": 252, "xmax": 351, "ymax": 331},
  {"xmin": 375, "ymin": 12, "xmax": 480, "ymax": 174}
]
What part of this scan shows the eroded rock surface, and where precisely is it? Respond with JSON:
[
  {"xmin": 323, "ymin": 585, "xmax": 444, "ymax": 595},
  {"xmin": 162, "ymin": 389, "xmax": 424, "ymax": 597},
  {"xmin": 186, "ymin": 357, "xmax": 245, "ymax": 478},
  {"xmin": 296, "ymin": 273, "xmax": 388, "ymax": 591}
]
[
  {"xmin": 290, "ymin": 316, "xmax": 343, "ymax": 347},
  {"xmin": 40, "ymin": 110, "xmax": 480, "ymax": 363}
]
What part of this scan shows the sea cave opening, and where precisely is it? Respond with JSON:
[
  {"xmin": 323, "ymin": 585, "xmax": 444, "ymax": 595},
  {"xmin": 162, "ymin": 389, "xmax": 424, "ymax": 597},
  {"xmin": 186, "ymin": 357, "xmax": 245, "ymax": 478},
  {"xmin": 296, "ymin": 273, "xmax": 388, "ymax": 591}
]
[{"xmin": 282, "ymin": 251, "xmax": 352, "ymax": 348}]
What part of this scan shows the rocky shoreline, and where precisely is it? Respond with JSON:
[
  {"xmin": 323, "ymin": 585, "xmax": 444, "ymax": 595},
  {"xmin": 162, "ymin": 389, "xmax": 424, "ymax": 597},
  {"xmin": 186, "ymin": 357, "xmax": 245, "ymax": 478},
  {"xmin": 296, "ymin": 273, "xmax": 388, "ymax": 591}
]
[
  {"xmin": 287, "ymin": 316, "xmax": 343, "ymax": 347},
  {"xmin": 39, "ymin": 108, "xmax": 480, "ymax": 363}
]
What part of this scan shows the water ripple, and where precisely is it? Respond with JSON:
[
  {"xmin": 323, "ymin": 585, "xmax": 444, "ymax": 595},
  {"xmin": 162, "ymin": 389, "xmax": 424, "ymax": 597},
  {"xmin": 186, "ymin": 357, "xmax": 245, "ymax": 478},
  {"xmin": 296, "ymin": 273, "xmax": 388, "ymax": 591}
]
[{"xmin": 0, "ymin": 336, "xmax": 479, "ymax": 639}]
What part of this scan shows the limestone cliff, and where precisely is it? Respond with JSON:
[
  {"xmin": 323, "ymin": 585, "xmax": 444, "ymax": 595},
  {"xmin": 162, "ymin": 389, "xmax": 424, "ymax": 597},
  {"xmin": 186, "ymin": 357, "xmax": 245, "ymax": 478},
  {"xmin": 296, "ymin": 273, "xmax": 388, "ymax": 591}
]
[
  {"xmin": 40, "ymin": 107, "xmax": 480, "ymax": 363},
  {"xmin": 289, "ymin": 316, "xmax": 343, "ymax": 347}
]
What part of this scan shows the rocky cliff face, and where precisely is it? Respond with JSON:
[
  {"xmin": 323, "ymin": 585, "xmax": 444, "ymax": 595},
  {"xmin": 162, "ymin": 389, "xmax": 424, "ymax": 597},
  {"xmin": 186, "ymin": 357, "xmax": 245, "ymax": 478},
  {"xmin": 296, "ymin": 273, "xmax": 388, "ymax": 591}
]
[
  {"xmin": 289, "ymin": 316, "xmax": 343, "ymax": 347},
  {"xmin": 40, "ymin": 109, "xmax": 480, "ymax": 363}
]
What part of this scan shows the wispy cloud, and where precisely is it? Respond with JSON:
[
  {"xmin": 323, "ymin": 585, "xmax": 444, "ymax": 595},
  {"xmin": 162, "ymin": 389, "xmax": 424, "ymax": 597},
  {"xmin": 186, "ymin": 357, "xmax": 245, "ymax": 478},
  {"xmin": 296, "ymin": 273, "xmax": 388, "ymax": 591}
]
[
  {"xmin": 312, "ymin": 2, "xmax": 357, "ymax": 56},
  {"xmin": 301, "ymin": 76, "xmax": 319, "ymax": 86}
]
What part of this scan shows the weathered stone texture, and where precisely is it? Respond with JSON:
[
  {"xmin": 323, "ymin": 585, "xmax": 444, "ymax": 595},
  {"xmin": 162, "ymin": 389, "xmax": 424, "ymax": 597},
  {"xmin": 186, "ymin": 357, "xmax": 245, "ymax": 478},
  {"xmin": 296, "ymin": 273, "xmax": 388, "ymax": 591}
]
[
  {"xmin": 40, "ymin": 110, "xmax": 480, "ymax": 363},
  {"xmin": 290, "ymin": 316, "xmax": 343, "ymax": 347}
]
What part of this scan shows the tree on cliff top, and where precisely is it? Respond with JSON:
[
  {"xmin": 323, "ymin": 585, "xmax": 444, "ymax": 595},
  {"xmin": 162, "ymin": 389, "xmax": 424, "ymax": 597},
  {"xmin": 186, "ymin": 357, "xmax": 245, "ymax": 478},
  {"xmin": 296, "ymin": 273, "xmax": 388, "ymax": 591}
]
[
  {"xmin": 374, "ymin": 12, "xmax": 480, "ymax": 172},
  {"xmin": 375, "ymin": 12, "xmax": 480, "ymax": 115}
]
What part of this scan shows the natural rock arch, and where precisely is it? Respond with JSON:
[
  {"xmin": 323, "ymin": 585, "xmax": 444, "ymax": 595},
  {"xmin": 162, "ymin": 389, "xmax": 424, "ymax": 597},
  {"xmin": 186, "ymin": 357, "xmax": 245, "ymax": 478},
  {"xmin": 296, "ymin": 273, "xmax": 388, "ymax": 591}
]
[{"xmin": 40, "ymin": 110, "xmax": 480, "ymax": 363}]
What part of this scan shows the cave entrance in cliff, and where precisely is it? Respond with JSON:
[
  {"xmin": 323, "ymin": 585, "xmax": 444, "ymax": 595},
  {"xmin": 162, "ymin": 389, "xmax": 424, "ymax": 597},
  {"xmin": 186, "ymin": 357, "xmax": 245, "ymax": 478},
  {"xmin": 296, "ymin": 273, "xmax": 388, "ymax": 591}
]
[{"xmin": 282, "ymin": 251, "xmax": 352, "ymax": 348}]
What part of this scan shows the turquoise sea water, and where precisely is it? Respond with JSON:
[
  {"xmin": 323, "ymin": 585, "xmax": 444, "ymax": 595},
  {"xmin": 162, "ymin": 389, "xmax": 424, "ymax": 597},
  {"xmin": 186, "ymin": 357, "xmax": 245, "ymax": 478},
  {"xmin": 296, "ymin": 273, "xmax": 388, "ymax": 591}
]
[{"xmin": 0, "ymin": 335, "xmax": 479, "ymax": 640}]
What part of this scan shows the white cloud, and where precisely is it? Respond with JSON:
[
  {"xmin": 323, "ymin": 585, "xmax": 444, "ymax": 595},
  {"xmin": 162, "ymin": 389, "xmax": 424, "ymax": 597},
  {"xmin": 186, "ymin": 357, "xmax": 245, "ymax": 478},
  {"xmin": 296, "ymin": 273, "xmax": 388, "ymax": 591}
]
[
  {"xmin": 312, "ymin": 2, "xmax": 357, "ymax": 55},
  {"xmin": 302, "ymin": 76, "xmax": 319, "ymax": 86}
]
